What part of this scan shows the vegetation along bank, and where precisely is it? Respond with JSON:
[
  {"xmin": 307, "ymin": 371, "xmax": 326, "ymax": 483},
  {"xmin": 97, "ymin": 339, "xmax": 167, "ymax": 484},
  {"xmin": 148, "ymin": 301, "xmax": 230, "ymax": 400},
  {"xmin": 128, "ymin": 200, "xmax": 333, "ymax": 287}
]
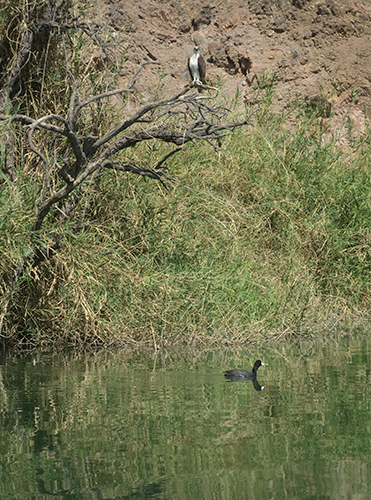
[{"xmin": 1, "ymin": 0, "xmax": 370, "ymax": 348}]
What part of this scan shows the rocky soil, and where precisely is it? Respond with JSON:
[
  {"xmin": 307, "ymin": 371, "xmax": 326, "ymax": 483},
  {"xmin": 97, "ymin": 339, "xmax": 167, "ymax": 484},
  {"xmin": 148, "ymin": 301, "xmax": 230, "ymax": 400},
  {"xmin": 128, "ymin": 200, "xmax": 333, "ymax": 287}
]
[{"xmin": 82, "ymin": 0, "xmax": 371, "ymax": 134}]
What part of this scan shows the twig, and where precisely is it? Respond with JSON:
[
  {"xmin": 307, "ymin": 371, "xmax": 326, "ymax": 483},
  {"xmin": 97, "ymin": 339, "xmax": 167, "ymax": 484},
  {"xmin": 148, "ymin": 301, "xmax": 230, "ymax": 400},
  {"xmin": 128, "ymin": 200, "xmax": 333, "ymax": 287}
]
[{"xmin": 102, "ymin": 160, "xmax": 169, "ymax": 190}]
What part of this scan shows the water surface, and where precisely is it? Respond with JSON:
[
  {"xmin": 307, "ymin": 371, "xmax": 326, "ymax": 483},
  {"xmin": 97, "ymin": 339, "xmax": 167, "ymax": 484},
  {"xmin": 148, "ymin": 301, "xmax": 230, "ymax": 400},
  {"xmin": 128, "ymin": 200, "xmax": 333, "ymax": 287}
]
[{"xmin": 1, "ymin": 335, "xmax": 371, "ymax": 499}]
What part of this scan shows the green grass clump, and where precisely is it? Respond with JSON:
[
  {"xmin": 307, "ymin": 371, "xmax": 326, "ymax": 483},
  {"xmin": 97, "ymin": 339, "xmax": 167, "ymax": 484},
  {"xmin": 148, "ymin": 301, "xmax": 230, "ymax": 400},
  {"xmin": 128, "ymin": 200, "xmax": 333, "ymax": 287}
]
[{"xmin": 1, "ymin": 85, "xmax": 371, "ymax": 346}]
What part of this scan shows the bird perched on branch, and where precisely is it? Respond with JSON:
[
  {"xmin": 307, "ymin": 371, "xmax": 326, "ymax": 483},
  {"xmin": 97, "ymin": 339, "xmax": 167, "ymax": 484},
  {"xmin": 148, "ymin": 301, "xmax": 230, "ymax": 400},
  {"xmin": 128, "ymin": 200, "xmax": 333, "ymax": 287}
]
[{"xmin": 188, "ymin": 46, "xmax": 206, "ymax": 91}]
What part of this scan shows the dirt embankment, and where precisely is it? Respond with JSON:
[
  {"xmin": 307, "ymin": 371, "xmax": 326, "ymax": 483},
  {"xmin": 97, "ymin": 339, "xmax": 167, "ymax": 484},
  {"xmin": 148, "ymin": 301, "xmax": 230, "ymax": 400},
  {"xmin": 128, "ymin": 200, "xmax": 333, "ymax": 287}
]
[{"xmin": 83, "ymin": 0, "xmax": 371, "ymax": 133}]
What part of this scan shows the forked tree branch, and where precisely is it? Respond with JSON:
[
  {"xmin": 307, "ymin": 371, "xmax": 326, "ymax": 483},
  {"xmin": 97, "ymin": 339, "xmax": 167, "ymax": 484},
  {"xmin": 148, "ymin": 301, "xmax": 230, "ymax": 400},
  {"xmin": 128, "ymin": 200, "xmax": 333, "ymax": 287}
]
[{"xmin": 0, "ymin": 63, "xmax": 256, "ymax": 232}]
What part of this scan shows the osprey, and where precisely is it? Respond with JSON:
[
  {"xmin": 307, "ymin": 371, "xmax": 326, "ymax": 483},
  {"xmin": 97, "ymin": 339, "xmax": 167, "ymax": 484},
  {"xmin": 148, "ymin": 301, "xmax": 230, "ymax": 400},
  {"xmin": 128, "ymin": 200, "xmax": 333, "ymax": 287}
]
[{"xmin": 188, "ymin": 46, "xmax": 206, "ymax": 88}]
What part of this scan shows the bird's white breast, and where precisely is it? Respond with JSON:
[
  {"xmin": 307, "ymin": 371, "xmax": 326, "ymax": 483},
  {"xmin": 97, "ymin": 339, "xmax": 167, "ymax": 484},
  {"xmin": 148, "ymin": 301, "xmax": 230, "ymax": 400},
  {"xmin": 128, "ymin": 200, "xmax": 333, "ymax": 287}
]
[{"xmin": 189, "ymin": 53, "xmax": 201, "ymax": 81}]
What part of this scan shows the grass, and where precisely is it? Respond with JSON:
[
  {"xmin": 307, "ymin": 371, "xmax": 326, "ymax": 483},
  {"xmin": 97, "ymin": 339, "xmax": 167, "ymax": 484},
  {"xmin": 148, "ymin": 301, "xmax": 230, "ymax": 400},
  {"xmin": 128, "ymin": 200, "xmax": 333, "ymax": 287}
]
[{"xmin": 2, "ymin": 95, "xmax": 371, "ymax": 347}]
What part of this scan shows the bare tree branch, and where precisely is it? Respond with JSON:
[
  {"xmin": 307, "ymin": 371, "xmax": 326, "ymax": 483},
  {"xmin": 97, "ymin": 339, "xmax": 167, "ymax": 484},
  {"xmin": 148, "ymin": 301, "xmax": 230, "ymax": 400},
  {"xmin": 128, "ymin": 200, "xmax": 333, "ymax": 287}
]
[
  {"xmin": 1, "ymin": 61, "xmax": 256, "ymax": 233},
  {"xmin": 102, "ymin": 161, "xmax": 169, "ymax": 190},
  {"xmin": 70, "ymin": 61, "xmax": 160, "ymax": 130},
  {"xmin": 155, "ymin": 147, "xmax": 186, "ymax": 170},
  {"xmin": 91, "ymin": 86, "xmax": 191, "ymax": 155}
]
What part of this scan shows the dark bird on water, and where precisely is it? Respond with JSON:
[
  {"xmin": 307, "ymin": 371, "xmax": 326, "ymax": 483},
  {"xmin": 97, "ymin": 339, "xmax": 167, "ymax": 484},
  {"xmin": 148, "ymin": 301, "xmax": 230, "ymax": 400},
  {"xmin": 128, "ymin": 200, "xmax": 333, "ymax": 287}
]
[
  {"xmin": 188, "ymin": 46, "xmax": 206, "ymax": 89},
  {"xmin": 223, "ymin": 360, "xmax": 265, "ymax": 380}
]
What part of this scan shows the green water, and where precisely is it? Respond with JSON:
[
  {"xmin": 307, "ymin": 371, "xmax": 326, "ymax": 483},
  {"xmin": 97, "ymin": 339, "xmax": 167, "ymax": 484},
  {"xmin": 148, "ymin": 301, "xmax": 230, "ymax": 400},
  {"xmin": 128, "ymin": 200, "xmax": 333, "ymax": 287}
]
[{"xmin": 1, "ymin": 335, "xmax": 371, "ymax": 499}]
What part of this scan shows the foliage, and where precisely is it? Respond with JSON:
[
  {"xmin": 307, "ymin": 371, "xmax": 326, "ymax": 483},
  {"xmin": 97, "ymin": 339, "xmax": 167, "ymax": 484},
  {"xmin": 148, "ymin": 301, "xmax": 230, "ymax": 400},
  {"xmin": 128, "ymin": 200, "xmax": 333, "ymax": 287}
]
[{"xmin": 1, "ymin": 97, "xmax": 371, "ymax": 345}]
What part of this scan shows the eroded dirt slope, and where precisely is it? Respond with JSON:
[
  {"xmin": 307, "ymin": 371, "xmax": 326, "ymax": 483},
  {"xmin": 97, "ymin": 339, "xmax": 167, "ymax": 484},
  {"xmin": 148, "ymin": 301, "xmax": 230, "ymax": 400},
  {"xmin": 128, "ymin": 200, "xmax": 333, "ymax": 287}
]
[{"xmin": 82, "ymin": 0, "xmax": 371, "ymax": 133}]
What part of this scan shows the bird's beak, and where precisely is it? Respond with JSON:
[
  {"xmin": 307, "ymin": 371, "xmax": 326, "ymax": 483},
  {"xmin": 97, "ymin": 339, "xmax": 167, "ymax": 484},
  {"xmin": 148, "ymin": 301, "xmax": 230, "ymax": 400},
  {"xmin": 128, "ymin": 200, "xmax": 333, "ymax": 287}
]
[{"xmin": 261, "ymin": 362, "xmax": 265, "ymax": 366}]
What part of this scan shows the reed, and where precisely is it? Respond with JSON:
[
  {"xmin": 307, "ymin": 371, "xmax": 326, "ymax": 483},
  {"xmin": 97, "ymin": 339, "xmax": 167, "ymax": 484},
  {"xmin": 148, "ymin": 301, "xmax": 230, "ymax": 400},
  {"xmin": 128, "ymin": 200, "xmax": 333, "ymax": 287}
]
[{"xmin": 1, "ymin": 92, "xmax": 370, "ymax": 347}]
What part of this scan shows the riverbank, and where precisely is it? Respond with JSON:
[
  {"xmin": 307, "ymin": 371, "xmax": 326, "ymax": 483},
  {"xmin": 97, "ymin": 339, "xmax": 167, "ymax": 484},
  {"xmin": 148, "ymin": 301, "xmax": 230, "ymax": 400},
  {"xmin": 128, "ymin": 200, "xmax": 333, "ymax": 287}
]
[{"xmin": 1, "ymin": 93, "xmax": 370, "ymax": 348}]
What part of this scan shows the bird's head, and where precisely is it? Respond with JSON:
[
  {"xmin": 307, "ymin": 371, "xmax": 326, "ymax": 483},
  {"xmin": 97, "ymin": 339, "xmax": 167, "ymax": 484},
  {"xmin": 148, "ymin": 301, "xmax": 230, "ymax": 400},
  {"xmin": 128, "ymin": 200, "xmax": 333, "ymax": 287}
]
[{"xmin": 193, "ymin": 46, "xmax": 200, "ymax": 55}]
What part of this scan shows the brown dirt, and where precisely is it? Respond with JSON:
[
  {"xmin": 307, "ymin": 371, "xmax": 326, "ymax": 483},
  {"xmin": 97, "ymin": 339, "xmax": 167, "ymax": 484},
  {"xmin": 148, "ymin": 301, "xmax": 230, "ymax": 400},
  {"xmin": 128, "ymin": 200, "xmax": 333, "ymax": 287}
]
[{"xmin": 81, "ymin": 0, "xmax": 371, "ymax": 134}]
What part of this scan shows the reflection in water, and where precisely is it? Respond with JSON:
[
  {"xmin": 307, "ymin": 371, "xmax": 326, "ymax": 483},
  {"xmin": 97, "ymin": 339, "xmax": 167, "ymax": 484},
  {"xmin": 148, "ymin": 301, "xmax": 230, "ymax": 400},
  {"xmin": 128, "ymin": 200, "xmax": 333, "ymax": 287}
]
[
  {"xmin": 123, "ymin": 480, "xmax": 167, "ymax": 499},
  {"xmin": 224, "ymin": 376, "xmax": 265, "ymax": 391},
  {"xmin": 1, "ymin": 337, "xmax": 371, "ymax": 499}
]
